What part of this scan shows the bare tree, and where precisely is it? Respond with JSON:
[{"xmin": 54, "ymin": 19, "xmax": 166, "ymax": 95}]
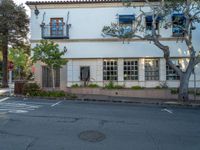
[{"xmin": 102, "ymin": 0, "xmax": 200, "ymax": 101}]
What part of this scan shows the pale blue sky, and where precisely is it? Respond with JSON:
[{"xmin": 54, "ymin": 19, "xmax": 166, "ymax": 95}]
[
  {"xmin": 13, "ymin": 0, "xmax": 59, "ymax": 15},
  {"xmin": 14, "ymin": 0, "xmax": 65, "ymax": 5}
]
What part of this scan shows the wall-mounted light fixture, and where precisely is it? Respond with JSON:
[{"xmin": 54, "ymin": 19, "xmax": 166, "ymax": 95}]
[
  {"xmin": 63, "ymin": 46, "xmax": 68, "ymax": 53},
  {"xmin": 34, "ymin": 5, "xmax": 40, "ymax": 17}
]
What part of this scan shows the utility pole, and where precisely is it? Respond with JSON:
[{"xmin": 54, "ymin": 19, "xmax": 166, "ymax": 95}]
[
  {"xmin": 193, "ymin": 67, "xmax": 196, "ymax": 101},
  {"xmin": 8, "ymin": 61, "xmax": 14, "ymax": 96}
]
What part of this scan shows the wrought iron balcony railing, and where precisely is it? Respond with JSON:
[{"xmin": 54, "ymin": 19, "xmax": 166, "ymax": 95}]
[{"xmin": 41, "ymin": 24, "xmax": 70, "ymax": 39}]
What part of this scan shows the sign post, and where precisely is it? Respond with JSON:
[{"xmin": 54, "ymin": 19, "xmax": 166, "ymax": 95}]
[{"xmin": 8, "ymin": 61, "xmax": 14, "ymax": 96}]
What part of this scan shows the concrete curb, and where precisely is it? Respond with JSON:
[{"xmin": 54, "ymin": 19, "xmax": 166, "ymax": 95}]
[{"xmin": 1, "ymin": 93, "xmax": 200, "ymax": 108}]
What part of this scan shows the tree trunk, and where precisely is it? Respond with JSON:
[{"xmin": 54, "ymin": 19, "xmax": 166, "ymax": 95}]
[
  {"xmin": 51, "ymin": 65, "xmax": 55, "ymax": 91},
  {"xmin": 2, "ymin": 42, "xmax": 8, "ymax": 88},
  {"xmin": 178, "ymin": 73, "xmax": 190, "ymax": 101}
]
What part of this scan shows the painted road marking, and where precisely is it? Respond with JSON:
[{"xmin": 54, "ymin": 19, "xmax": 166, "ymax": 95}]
[
  {"xmin": 0, "ymin": 101, "xmax": 41, "ymax": 114},
  {"xmin": 51, "ymin": 101, "xmax": 62, "ymax": 107},
  {"xmin": 161, "ymin": 108, "xmax": 173, "ymax": 114},
  {"xmin": 8, "ymin": 110, "xmax": 28, "ymax": 113},
  {"xmin": 0, "ymin": 97, "xmax": 9, "ymax": 103}
]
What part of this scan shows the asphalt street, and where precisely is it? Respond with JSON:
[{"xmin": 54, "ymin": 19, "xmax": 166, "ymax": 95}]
[{"xmin": 0, "ymin": 97, "xmax": 200, "ymax": 150}]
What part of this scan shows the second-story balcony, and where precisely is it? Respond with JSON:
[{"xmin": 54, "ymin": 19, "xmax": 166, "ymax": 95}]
[{"xmin": 41, "ymin": 24, "xmax": 70, "ymax": 39}]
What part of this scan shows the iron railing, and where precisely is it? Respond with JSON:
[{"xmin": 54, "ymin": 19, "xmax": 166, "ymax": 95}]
[{"xmin": 41, "ymin": 24, "xmax": 70, "ymax": 39}]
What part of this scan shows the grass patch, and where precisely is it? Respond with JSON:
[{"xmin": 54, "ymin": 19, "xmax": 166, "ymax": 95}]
[
  {"xmin": 131, "ymin": 86, "xmax": 144, "ymax": 90},
  {"xmin": 104, "ymin": 81, "xmax": 124, "ymax": 89},
  {"xmin": 170, "ymin": 88, "xmax": 178, "ymax": 94},
  {"xmin": 155, "ymin": 86, "xmax": 162, "ymax": 89},
  {"xmin": 71, "ymin": 84, "xmax": 79, "ymax": 88},
  {"xmin": 87, "ymin": 84, "xmax": 99, "ymax": 88}
]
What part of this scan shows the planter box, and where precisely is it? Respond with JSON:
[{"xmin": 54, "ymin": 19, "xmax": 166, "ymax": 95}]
[
  {"xmin": 14, "ymin": 80, "xmax": 27, "ymax": 95},
  {"xmin": 65, "ymin": 87, "xmax": 200, "ymax": 100}
]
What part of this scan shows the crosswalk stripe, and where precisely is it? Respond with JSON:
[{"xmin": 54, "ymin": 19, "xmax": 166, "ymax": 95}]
[
  {"xmin": 0, "ymin": 97, "xmax": 10, "ymax": 103},
  {"xmin": 0, "ymin": 101, "xmax": 41, "ymax": 114}
]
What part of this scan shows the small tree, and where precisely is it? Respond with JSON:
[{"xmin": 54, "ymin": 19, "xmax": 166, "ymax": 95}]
[
  {"xmin": 32, "ymin": 40, "xmax": 67, "ymax": 90},
  {"xmin": 8, "ymin": 47, "xmax": 32, "ymax": 80},
  {"xmin": 103, "ymin": 0, "xmax": 200, "ymax": 101},
  {"xmin": 0, "ymin": 0, "xmax": 29, "ymax": 87}
]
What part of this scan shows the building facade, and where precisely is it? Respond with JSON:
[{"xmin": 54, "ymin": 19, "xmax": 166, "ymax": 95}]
[{"xmin": 26, "ymin": 0, "xmax": 200, "ymax": 90}]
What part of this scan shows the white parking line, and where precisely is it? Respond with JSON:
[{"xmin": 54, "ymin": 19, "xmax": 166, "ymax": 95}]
[
  {"xmin": 161, "ymin": 108, "xmax": 173, "ymax": 114},
  {"xmin": 0, "ymin": 97, "xmax": 10, "ymax": 103},
  {"xmin": 51, "ymin": 101, "xmax": 62, "ymax": 107}
]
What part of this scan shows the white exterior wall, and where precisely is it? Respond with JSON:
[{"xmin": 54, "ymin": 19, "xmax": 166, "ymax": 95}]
[
  {"xmin": 28, "ymin": 3, "xmax": 200, "ymax": 88},
  {"xmin": 29, "ymin": 5, "xmax": 200, "ymax": 59},
  {"xmin": 67, "ymin": 59, "xmax": 104, "ymax": 87},
  {"xmin": 64, "ymin": 58, "xmax": 200, "ymax": 88}
]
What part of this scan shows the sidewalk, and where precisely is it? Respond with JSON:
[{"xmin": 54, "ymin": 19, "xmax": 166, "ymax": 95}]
[
  {"xmin": 1, "ymin": 89, "xmax": 200, "ymax": 107},
  {"xmin": 75, "ymin": 94, "xmax": 200, "ymax": 107},
  {"xmin": 0, "ymin": 88, "xmax": 13, "ymax": 95},
  {"xmin": 0, "ymin": 84, "xmax": 14, "ymax": 95}
]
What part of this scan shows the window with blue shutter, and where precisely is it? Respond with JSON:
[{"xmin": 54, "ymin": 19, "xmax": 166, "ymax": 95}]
[
  {"xmin": 145, "ymin": 16, "xmax": 161, "ymax": 30},
  {"xmin": 172, "ymin": 14, "xmax": 186, "ymax": 37}
]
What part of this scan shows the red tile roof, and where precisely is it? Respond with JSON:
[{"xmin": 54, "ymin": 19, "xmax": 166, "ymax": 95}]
[{"xmin": 26, "ymin": 0, "xmax": 148, "ymax": 5}]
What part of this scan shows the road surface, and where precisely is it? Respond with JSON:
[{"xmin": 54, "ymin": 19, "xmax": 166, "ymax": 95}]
[{"xmin": 0, "ymin": 97, "xmax": 200, "ymax": 150}]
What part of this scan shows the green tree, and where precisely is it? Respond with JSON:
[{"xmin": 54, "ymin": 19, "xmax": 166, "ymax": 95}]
[
  {"xmin": 8, "ymin": 47, "xmax": 32, "ymax": 80},
  {"xmin": 32, "ymin": 40, "xmax": 67, "ymax": 90},
  {"xmin": 103, "ymin": 0, "xmax": 200, "ymax": 101},
  {"xmin": 0, "ymin": 0, "xmax": 29, "ymax": 87}
]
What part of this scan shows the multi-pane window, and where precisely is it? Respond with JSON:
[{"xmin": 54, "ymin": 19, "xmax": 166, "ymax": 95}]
[
  {"xmin": 124, "ymin": 59, "xmax": 138, "ymax": 80},
  {"xmin": 50, "ymin": 18, "xmax": 64, "ymax": 37},
  {"xmin": 145, "ymin": 59, "xmax": 159, "ymax": 80},
  {"xmin": 145, "ymin": 16, "xmax": 160, "ymax": 31},
  {"xmin": 103, "ymin": 59, "xmax": 118, "ymax": 81},
  {"xmin": 166, "ymin": 61, "xmax": 180, "ymax": 80},
  {"xmin": 166, "ymin": 59, "xmax": 189, "ymax": 80},
  {"xmin": 42, "ymin": 66, "xmax": 60, "ymax": 88},
  {"xmin": 172, "ymin": 14, "xmax": 185, "ymax": 37}
]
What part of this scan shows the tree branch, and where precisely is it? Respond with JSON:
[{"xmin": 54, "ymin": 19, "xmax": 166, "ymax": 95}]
[{"xmin": 194, "ymin": 55, "xmax": 200, "ymax": 66}]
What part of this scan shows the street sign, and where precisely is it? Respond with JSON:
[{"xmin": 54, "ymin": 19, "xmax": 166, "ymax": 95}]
[{"xmin": 8, "ymin": 61, "xmax": 14, "ymax": 71}]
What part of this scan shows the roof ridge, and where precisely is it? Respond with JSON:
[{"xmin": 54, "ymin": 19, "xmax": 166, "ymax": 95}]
[{"xmin": 26, "ymin": 0, "xmax": 146, "ymax": 5}]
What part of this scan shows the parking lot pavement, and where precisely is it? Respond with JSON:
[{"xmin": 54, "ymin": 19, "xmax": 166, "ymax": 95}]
[
  {"xmin": 0, "ymin": 97, "xmax": 58, "ymax": 115},
  {"xmin": 0, "ymin": 97, "xmax": 200, "ymax": 150}
]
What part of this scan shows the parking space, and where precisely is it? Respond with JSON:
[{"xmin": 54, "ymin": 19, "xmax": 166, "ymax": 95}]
[{"xmin": 0, "ymin": 97, "xmax": 58, "ymax": 115}]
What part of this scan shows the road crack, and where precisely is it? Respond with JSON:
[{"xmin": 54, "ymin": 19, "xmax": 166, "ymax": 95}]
[
  {"xmin": 26, "ymin": 137, "xmax": 38, "ymax": 150},
  {"xmin": 145, "ymin": 131, "xmax": 160, "ymax": 150}
]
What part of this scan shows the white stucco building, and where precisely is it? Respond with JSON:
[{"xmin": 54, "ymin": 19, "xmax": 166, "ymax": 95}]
[{"xmin": 26, "ymin": 0, "xmax": 200, "ymax": 90}]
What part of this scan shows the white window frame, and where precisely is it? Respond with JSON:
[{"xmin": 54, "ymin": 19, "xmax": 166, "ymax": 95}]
[
  {"xmin": 145, "ymin": 59, "xmax": 159, "ymax": 81},
  {"xmin": 124, "ymin": 59, "xmax": 139, "ymax": 81},
  {"xmin": 103, "ymin": 59, "xmax": 118, "ymax": 81}
]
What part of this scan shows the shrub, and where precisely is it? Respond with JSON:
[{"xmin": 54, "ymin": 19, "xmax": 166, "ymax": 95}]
[
  {"xmin": 114, "ymin": 85, "xmax": 124, "ymax": 89},
  {"xmin": 66, "ymin": 93, "xmax": 77, "ymax": 99},
  {"xmin": 87, "ymin": 84, "xmax": 99, "ymax": 88},
  {"xmin": 189, "ymin": 89, "xmax": 194, "ymax": 94},
  {"xmin": 104, "ymin": 81, "xmax": 124, "ymax": 89},
  {"xmin": 155, "ymin": 86, "xmax": 161, "ymax": 89},
  {"xmin": 27, "ymin": 90, "xmax": 66, "ymax": 97},
  {"xmin": 131, "ymin": 86, "xmax": 144, "ymax": 90},
  {"xmin": 22, "ymin": 82, "xmax": 41, "ymax": 96},
  {"xmin": 171, "ymin": 88, "xmax": 178, "ymax": 94},
  {"xmin": 22, "ymin": 83, "xmax": 77, "ymax": 98},
  {"xmin": 197, "ymin": 90, "xmax": 200, "ymax": 95},
  {"xmin": 71, "ymin": 84, "xmax": 79, "ymax": 88},
  {"xmin": 51, "ymin": 91, "xmax": 65, "ymax": 97},
  {"xmin": 104, "ymin": 81, "xmax": 115, "ymax": 89},
  {"xmin": 188, "ymin": 89, "xmax": 200, "ymax": 95}
]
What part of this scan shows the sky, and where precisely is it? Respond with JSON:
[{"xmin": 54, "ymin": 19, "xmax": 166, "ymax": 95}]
[{"xmin": 13, "ymin": 0, "xmax": 61, "ymax": 15}]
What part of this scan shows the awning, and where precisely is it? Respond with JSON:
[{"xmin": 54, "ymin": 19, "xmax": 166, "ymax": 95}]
[{"xmin": 119, "ymin": 15, "xmax": 135, "ymax": 24}]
